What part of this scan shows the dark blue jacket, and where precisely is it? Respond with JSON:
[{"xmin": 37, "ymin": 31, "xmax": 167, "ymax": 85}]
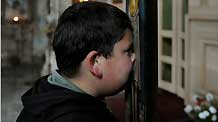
[{"xmin": 16, "ymin": 76, "xmax": 116, "ymax": 122}]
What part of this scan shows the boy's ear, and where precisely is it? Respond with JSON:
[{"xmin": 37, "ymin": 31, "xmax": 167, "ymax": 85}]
[{"xmin": 85, "ymin": 51, "xmax": 103, "ymax": 78}]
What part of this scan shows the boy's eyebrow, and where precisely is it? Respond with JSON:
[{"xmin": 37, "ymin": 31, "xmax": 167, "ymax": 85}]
[{"xmin": 125, "ymin": 43, "xmax": 134, "ymax": 52}]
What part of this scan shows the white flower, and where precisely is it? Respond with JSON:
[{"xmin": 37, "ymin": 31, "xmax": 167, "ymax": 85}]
[
  {"xmin": 212, "ymin": 115, "xmax": 217, "ymax": 121},
  {"xmin": 199, "ymin": 110, "xmax": 210, "ymax": 119},
  {"xmin": 206, "ymin": 92, "xmax": 214, "ymax": 102},
  {"xmin": 198, "ymin": 112, "xmax": 207, "ymax": 119},
  {"xmin": 209, "ymin": 106, "xmax": 217, "ymax": 114},
  {"xmin": 194, "ymin": 105, "xmax": 201, "ymax": 112},
  {"xmin": 202, "ymin": 110, "xmax": 210, "ymax": 117},
  {"xmin": 184, "ymin": 105, "xmax": 193, "ymax": 113}
]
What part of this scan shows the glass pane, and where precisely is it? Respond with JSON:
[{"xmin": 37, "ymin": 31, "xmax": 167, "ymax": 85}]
[
  {"xmin": 181, "ymin": 39, "xmax": 185, "ymax": 60},
  {"xmin": 181, "ymin": 67, "xmax": 185, "ymax": 88},
  {"xmin": 182, "ymin": 0, "xmax": 188, "ymax": 32},
  {"xmin": 162, "ymin": 0, "xmax": 172, "ymax": 30},
  {"xmin": 162, "ymin": 63, "xmax": 172, "ymax": 83},
  {"xmin": 162, "ymin": 37, "xmax": 172, "ymax": 56}
]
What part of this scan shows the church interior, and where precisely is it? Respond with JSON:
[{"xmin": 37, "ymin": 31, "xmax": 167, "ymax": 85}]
[{"xmin": 1, "ymin": 0, "xmax": 218, "ymax": 122}]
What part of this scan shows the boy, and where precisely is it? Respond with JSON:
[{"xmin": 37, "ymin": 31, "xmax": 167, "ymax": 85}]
[{"xmin": 17, "ymin": 1, "xmax": 135, "ymax": 122}]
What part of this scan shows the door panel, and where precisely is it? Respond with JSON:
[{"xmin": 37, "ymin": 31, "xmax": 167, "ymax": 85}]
[{"xmin": 158, "ymin": 0, "xmax": 188, "ymax": 98}]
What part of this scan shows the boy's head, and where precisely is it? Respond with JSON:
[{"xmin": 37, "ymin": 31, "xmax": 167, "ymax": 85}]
[{"xmin": 53, "ymin": 1, "xmax": 135, "ymax": 96}]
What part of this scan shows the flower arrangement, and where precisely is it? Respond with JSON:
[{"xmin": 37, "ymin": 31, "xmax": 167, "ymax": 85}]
[{"xmin": 184, "ymin": 93, "xmax": 218, "ymax": 122}]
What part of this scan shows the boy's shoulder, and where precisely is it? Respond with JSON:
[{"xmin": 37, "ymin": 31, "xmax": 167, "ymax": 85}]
[{"xmin": 17, "ymin": 75, "xmax": 117, "ymax": 122}]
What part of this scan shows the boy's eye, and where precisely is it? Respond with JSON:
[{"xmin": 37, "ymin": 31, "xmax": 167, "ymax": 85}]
[
  {"xmin": 124, "ymin": 43, "xmax": 134, "ymax": 56},
  {"xmin": 125, "ymin": 48, "xmax": 134, "ymax": 56}
]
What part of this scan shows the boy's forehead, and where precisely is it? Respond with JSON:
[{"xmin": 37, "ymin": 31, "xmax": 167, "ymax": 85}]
[{"xmin": 122, "ymin": 30, "xmax": 133, "ymax": 43}]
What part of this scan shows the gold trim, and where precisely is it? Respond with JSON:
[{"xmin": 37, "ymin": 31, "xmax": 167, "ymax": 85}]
[{"xmin": 129, "ymin": 0, "xmax": 139, "ymax": 17}]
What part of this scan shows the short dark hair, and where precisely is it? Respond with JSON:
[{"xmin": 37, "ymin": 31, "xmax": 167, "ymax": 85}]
[{"xmin": 53, "ymin": 1, "xmax": 133, "ymax": 78}]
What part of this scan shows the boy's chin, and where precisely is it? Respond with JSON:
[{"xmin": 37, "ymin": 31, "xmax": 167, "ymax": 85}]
[
  {"xmin": 102, "ymin": 85, "xmax": 126, "ymax": 97},
  {"xmin": 108, "ymin": 89, "xmax": 123, "ymax": 96},
  {"xmin": 98, "ymin": 88, "xmax": 123, "ymax": 97}
]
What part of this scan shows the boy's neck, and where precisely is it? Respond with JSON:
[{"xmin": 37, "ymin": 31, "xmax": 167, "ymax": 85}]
[{"xmin": 67, "ymin": 76, "xmax": 99, "ymax": 97}]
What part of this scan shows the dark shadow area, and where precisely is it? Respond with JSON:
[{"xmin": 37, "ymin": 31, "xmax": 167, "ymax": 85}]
[{"xmin": 157, "ymin": 89, "xmax": 194, "ymax": 122}]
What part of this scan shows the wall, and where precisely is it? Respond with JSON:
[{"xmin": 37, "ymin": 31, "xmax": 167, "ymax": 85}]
[
  {"xmin": 1, "ymin": 0, "xmax": 72, "ymax": 66},
  {"xmin": 1, "ymin": 0, "xmax": 36, "ymax": 65},
  {"xmin": 186, "ymin": 0, "xmax": 218, "ymax": 103}
]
